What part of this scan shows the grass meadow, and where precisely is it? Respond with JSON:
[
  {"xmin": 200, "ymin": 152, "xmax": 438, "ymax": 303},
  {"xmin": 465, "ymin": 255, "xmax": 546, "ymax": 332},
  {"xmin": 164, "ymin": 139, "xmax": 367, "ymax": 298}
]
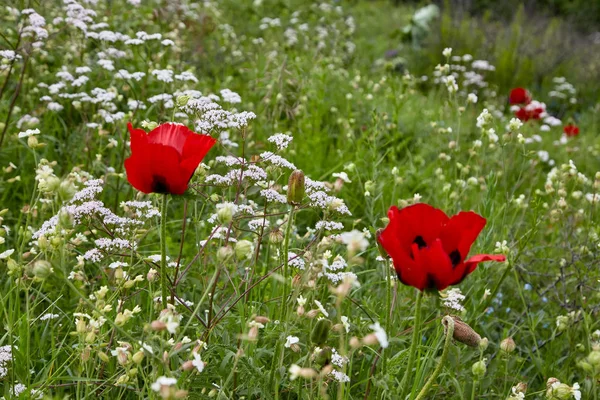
[{"xmin": 0, "ymin": 0, "xmax": 599, "ymax": 399}]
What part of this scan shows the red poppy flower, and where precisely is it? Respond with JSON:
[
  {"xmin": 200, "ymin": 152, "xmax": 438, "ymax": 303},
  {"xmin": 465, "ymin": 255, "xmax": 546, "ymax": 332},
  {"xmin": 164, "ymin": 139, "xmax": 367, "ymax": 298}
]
[
  {"xmin": 515, "ymin": 105, "xmax": 544, "ymax": 122},
  {"xmin": 509, "ymin": 87, "xmax": 531, "ymax": 105},
  {"xmin": 563, "ymin": 124, "xmax": 579, "ymax": 137},
  {"xmin": 377, "ymin": 204, "xmax": 505, "ymax": 291},
  {"xmin": 124, "ymin": 122, "xmax": 217, "ymax": 195}
]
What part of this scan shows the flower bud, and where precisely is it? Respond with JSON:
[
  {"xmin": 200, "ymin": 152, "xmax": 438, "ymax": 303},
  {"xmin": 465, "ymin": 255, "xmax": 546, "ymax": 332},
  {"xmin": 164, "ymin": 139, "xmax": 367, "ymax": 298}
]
[
  {"xmin": 181, "ymin": 360, "xmax": 194, "ymax": 371},
  {"xmin": 287, "ymin": 170, "xmax": 305, "ymax": 206},
  {"xmin": 443, "ymin": 316, "xmax": 481, "ymax": 348},
  {"xmin": 514, "ymin": 382, "xmax": 527, "ymax": 394},
  {"xmin": 311, "ymin": 318, "xmax": 332, "ymax": 346},
  {"xmin": 116, "ymin": 374, "xmax": 129, "ymax": 385},
  {"xmin": 254, "ymin": 316, "xmax": 270, "ymax": 324},
  {"xmin": 556, "ymin": 315, "xmax": 569, "ymax": 332},
  {"xmin": 305, "ymin": 309, "xmax": 319, "ymax": 318},
  {"xmin": 546, "ymin": 381, "xmax": 573, "ymax": 400},
  {"xmin": 85, "ymin": 331, "xmax": 96, "ymax": 343},
  {"xmin": 98, "ymin": 351, "xmax": 110, "ymax": 362},
  {"xmin": 151, "ymin": 320, "xmax": 167, "ymax": 331},
  {"xmin": 117, "ymin": 350, "xmax": 129, "ymax": 366},
  {"xmin": 33, "ymin": 260, "xmax": 53, "ymax": 280},
  {"xmin": 176, "ymin": 95, "xmax": 191, "ymax": 107},
  {"xmin": 217, "ymin": 246, "xmax": 234, "ymax": 262},
  {"xmin": 500, "ymin": 337, "xmax": 516, "ymax": 353},
  {"xmin": 235, "ymin": 240, "xmax": 254, "ymax": 260},
  {"xmin": 217, "ymin": 203, "xmax": 235, "ymax": 224},
  {"xmin": 141, "ymin": 120, "xmax": 158, "ymax": 130},
  {"xmin": 269, "ymin": 229, "xmax": 284, "ymax": 244},
  {"xmin": 588, "ymin": 350, "xmax": 600, "ymax": 367},
  {"xmin": 478, "ymin": 337, "xmax": 489, "ymax": 351},
  {"xmin": 471, "ymin": 359, "xmax": 487, "ymax": 378},
  {"xmin": 76, "ymin": 318, "xmax": 87, "ymax": 333},
  {"xmin": 27, "ymin": 135, "xmax": 39, "ymax": 148},
  {"xmin": 147, "ymin": 268, "xmax": 158, "ymax": 282},
  {"xmin": 349, "ymin": 336, "xmax": 361, "ymax": 348},
  {"xmin": 132, "ymin": 350, "xmax": 145, "ymax": 364}
]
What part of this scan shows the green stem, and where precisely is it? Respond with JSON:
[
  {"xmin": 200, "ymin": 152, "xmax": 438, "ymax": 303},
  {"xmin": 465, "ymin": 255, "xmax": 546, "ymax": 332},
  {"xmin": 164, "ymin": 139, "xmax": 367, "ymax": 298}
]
[
  {"xmin": 279, "ymin": 205, "xmax": 295, "ymax": 320},
  {"xmin": 401, "ymin": 289, "xmax": 423, "ymax": 395},
  {"xmin": 415, "ymin": 316, "xmax": 454, "ymax": 400},
  {"xmin": 160, "ymin": 194, "xmax": 168, "ymax": 306}
]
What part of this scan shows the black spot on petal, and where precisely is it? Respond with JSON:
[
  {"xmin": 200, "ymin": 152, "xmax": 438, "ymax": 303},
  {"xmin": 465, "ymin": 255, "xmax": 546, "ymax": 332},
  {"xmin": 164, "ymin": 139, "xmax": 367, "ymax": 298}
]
[
  {"xmin": 151, "ymin": 175, "xmax": 169, "ymax": 194},
  {"xmin": 413, "ymin": 235, "xmax": 427, "ymax": 249},
  {"xmin": 449, "ymin": 250, "xmax": 461, "ymax": 267}
]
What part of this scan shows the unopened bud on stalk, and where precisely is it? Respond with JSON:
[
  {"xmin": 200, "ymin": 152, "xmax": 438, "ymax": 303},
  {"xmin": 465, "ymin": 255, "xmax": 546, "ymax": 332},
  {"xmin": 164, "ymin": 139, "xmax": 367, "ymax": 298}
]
[
  {"xmin": 235, "ymin": 240, "xmax": 254, "ymax": 260},
  {"xmin": 311, "ymin": 319, "xmax": 332, "ymax": 346},
  {"xmin": 33, "ymin": 260, "xmax": 53, "ymax": 280},
  {"xmin": 181, "ymin": 360, "xmax": 194, "ymax": 371},
  {"xmin": 147, "ymin": 268, "xmax": 158, "ymax": 282},
  {"xmin": 500, "ymin": 337, "xmax": 516, "ymax": 353},
  {"xmin": 305, "ymin": 309, "xmax": 319, "ymax": 318},
  {"xmin": 132, "ymin": 350, "xmax": 145, "ymax": 364},
  {"xmin": 151, "ymin": 320, "xmax": 167, "ymax": 331},
  {"xmin": 176, "ymin": 95, "xmax": 191, "ymax": 107},
  {"xmin": 514, "ymin": 382, "xmax": 527, "ymax": 394},
  {"xmin": 287, "ymin": 170, "xmax": 305, "ymax": 206},
  {"xmin": 269, "ymin": 228, "xmax": 284, "ymax": 243},
  {"xmin": 443, "ymin": 315, "xmax": 481, "ymax": 347},
  {"xmin": 471, "ymin": 359, "xmax": 487, "ymax": 378},
  {"xmin": 98, "ymin": 351, "xmax": 110, "ymax": 362},
  {"xmin": 362, "ymin": 333, "xmax": 379, "ymax": 346},
  {"xmin": 254, "ymin": 316, "xmax": 270, "ymax": 324},
  {"xmin": 349, "ymin": 336, "xmax": 361, "ymax": 348},
  {"xmin": 217, "ymin": 246, "xmax": 234, "ymax": 262}
]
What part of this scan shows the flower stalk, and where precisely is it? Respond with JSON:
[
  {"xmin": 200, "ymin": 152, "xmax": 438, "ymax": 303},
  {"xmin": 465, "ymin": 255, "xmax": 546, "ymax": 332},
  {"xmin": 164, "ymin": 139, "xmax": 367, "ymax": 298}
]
[
  {"xmin": 415, "ymin": 315, "xmax": 455, "ymax": 400},
  {"xmin": 401, "ymin": 289, "xmax": 423, "ymax": 395},
  {"xmin": 160, "ymin": 194, "xmax": 169, "ymax": 306}
]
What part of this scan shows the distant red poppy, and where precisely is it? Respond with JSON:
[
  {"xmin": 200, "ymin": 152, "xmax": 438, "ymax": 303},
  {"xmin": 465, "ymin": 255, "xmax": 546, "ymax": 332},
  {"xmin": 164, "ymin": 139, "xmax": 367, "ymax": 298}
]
[
  {"xmin": 509, "ymin": 87, "xmax": 531, "ymax": 105},
  {"xmin": 563, "ymin": 124, "xmax": 579, "ymax": 137},
  {"xmin": 515, "ymin": 105, "xmax": 544, "ymax": 122},
  {"xmin": 124, "ymin": 122, "xmax": 216, "ymax": 195},
  {"xmin": 377, "ymin": 204, "xmax": 505, "ymax": 291}
]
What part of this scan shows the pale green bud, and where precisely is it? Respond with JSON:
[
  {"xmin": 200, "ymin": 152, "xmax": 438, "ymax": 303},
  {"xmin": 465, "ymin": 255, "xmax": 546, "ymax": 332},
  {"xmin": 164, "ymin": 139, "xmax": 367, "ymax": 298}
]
[
  {"xmin": 471, "ymin": 359, "xmax": 487, "ymax": 378},
  {"xmin": 235, "ymin": 240, "xmax": 254, "ymax": 260}
]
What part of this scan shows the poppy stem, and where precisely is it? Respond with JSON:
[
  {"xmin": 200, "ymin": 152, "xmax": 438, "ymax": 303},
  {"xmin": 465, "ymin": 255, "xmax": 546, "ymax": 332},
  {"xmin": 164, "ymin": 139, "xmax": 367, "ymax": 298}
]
[
  {"xmin": 279, "ymin": 205, "xmax": 295, "ymax": 321},
  {"xmin": 160, "ymin": 194, "xmax": 169, "ymax": 307},
  {"xmin": 401, "ymin": 289, "xmax": 423, "ymax": 396},
  {"xmin": 414, "ymin": 316, "xmax": 454, "ymax": 400}
]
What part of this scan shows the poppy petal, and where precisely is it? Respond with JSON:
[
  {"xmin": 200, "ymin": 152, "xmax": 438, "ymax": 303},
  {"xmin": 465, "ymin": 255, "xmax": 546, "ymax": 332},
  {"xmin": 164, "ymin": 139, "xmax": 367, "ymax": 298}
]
[
  {"xmin": 125, "ymin": 152, "xmax": 154, "ymax": 194},
  {"xmin": 179, "ymin": 133, "xmax": 217, "ymax": 181},
  {"xmin": 147, "ymin": 123, "xmax": 194, "ymax": 156},
  {"xmin": 412, "ymin": 239, "xmax": 454, "ymax": 291},
  {"xmin": 127, "ymin": 122, "xmax": 148, "ymax": 154},
  {"xmin": 384, "ymin": 204, "xmax": 449, "ymax": 255},
  {"xmin": 144, "ymin": 144, "xmax": 188, "ymax": 194},
  {"xmin": 439, "ymin": 211, "xmax": 486, "ymax": 264}
]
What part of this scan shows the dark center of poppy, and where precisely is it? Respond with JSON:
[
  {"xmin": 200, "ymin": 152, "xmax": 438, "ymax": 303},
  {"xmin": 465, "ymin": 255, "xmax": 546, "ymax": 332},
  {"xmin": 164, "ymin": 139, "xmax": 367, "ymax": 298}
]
[
  {"xmin": 449, "ymin": 249, "xmax": 461, "ymax": 267},
  {"xmin": 151, "ymin": 175, "xmax": 169, "ymax": 194},
  {"xmin": 413, "ymin": 235, "xmax": 427, "ymax": 249}
]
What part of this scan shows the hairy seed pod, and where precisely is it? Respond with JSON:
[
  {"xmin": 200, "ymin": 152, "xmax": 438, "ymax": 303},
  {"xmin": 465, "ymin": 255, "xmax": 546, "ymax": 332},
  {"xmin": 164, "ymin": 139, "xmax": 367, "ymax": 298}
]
[
  {"xmin": 443, "ymin": 315, "xmax": 482, "ymax": 347},
  {"xmin": 287, "ymin": 170, "xmax": 305, "ymax": 206},
  {"xmin": 311, "ymin": 318, "xmax": 332, "ymax": 346}
]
